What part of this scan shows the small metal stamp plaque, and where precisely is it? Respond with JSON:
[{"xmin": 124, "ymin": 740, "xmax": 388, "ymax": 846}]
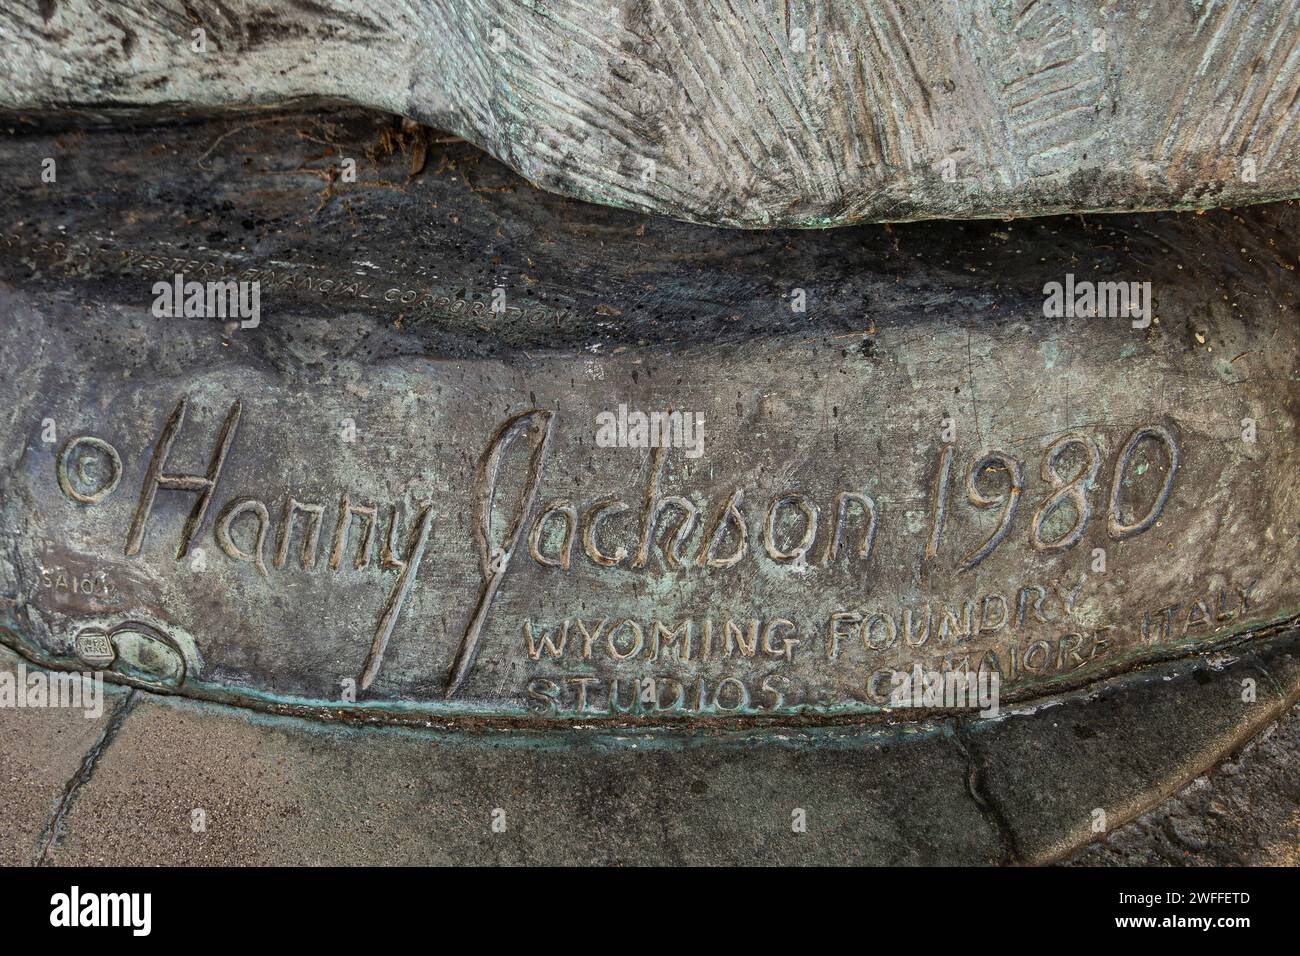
[{"xmin": 73, "ymin": 630, "xmax": 115, "ymax": 668}]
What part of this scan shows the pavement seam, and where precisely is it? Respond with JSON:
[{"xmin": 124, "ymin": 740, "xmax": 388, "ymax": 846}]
[
  {"xmin": 33, "ymin": 689, "xmax": 138, "ymax": 866},
  {"xmin": 951, "ymin": 718, "xmax": 1023, "ymax": 866}
]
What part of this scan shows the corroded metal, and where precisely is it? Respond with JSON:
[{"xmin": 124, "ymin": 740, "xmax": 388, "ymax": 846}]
[
  {"xmin": 3, "ymin": 1, "xmax": 1300, "ymax": 226},
  {"xmin": 0, "ymin": 111, "xmax": 1298, "ymax": 730}
]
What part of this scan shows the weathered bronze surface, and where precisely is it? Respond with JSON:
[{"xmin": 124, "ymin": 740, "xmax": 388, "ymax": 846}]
[
  {"xmin": 1, "ymin": 112, "xmax": 1297, "ymax": 732},
  {"xmin": 3, "ymin": 1, "xmax": 1300, "ymax": 226}
]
